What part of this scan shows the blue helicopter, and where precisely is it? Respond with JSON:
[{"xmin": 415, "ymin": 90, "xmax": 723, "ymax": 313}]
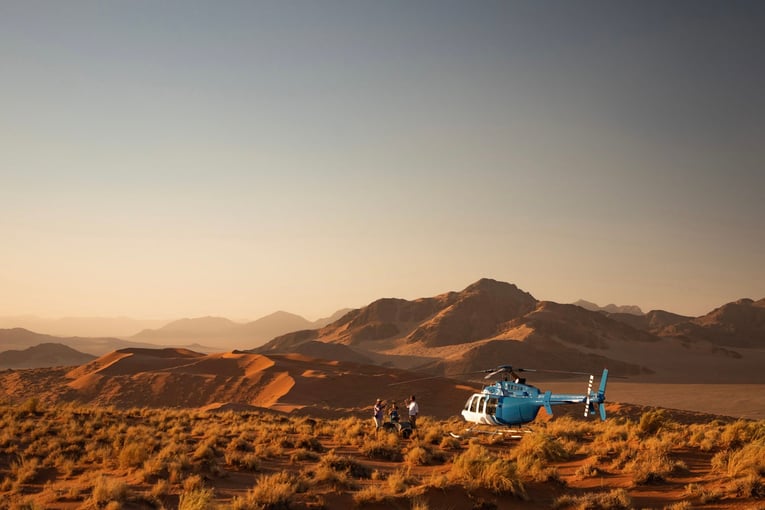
[{"xmin": 460, "ymin": 365, "xmax": 609, "ymax": 428}]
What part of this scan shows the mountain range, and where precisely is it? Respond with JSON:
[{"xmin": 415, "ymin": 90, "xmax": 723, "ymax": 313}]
[
  {"xmin": 0, "ymin": 309, "xmax": 351, "ymax": 359},
  {"xmin": 2, "ymin": 278, "xmax": 764, "ymax": 384},
  {"xmin": 572, "ymin": 299, "xmax": 644, "ymax": 316},
  {"xmin": 258, "ymin": 278, "xmax": 765, "ymax": 383},
  {"xmin": 0, "ymin": 315, "xmax": 168, "ymax": 338},
  {"xmin": 130, "ymin": 309, "xmax": 351, "ymax": 349},
  {"xmin": 1, "ymin": 278, "xmax": 764, "ymax": 420}
]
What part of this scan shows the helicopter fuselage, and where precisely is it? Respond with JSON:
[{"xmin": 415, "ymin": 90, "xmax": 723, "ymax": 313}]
[{"xmin": 461, "ymin": 369, "xmax": 608, "ymax": 427}]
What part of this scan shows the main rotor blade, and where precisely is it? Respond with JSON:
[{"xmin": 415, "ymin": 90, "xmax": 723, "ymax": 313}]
[
  {"xmin": 388, "ymin": 370, "xmax": 484, "ymax": 386},
  {"xmin": 483, "ymin": 369, "xmax": 504, "ymax": 379},
  {"xmin": 527, "ymin": 368, "xmax": 592, "ymax": 376},
  {"xmin": 388, "ymin": 375, "xmax": 442, "ymax": 386}
]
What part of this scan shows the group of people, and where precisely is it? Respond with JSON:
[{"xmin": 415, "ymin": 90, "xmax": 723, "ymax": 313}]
[{"xmin": 373, "ymin": 395, "xmax": 418, "ymax": 431}]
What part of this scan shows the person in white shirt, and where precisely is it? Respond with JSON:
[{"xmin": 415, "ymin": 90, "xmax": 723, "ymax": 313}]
[{"xmin": 406, "ymin": 395, "xmax": 419, "ymax": 430}]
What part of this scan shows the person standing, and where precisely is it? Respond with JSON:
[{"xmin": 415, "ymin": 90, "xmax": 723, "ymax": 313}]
[
  {"xmin": 388, "ymin": 401, "xmax": 400, "ymax": 423},
  {"xmin": 372, "ymin": 398, "xmax": 384, "ymax": 431},
  {"xmin": 406, "ymin": 395, "xmax": 419, "ymax": 430}
]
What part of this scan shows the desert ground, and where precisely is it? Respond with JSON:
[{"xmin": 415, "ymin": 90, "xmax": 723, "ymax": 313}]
[
  {"xmin": 0, "ymin": 349, "xmax": 763, "ymax": 510},
  {"xmin": 0, "ymin": 398, "xmax": 763, "ymax": 510}
]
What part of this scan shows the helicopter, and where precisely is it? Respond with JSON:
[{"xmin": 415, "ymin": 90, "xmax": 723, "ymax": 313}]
[{"xmin": 458, "ymin": 365, "xmax": 609, "ymax": 429}]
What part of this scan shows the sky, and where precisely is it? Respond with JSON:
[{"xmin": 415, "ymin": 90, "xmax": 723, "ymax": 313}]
[{"xmin": 1, "ymin": 0, "xmax": 764, "ymax": 321}]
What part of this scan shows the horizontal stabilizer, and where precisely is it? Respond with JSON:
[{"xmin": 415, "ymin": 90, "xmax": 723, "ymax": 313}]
[{"xmin": 543, "ymin": 390, "xmax": 553, "ymax": 416}]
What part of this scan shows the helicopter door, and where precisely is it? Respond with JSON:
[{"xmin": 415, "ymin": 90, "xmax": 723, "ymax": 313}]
[
  {"xmin": 486, "ymin": 397, "xmax": 498, "ymax": 417},
  {"xmin": 469, "ymin": 395, "xmax": 479, "ymax": 412}
]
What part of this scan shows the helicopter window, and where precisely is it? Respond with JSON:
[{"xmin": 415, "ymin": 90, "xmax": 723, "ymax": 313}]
[
  {"xmin": 485, "ymin": 397, "xmax": 498, "ymax": 416},
  {"xmin": 469, "ymin": 396, "xmax": 478, "ymax": 413},
  {"xmin": 478, "ymin": 396, "xmax": 487, "ymax": 413}
]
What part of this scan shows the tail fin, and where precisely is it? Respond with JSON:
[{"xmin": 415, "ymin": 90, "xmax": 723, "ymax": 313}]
[{"xmin": 598, "ymin": 369, "xmax": 608, "ymax": 421}]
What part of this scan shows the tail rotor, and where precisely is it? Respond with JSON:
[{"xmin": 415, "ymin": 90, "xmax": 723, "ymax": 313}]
[{"xmin": 584, "ymin": 369, "xmax": 608, "ymax": 421}]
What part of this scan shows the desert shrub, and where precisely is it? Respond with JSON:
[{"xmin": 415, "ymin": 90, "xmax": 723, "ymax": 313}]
[
  {"xmin": 439, "ymin": 435, "xmax": 461, "ymax": 450},
  {"xmin": 731, "ymin": 473, "xmax": 765, "ymax": 499},
  {"xmin": 448, "ymin": 443, "xmax": 526, "ymax": 497},
  {"xmin": 11, "ymin": 456, "xmax": 39, "ymax": 485},
  {"xmin": 544, "ymin": 415, "xmax": 595, "ymax": 440},
  {"xmin": 686, "ymin": 423, "xmax": 720, "ymax": 452},
  {"xmin": 295, "ymin": 435, "xmax": 324, "ymax": 453},
  {"xmin": 309, "ymin": 463, "xmax": 355, "ymax": 490},
  {"xmin": 254, "ymin": 442, "xmax": 283, "ymax": 459},
  {"xmin": 119, "ymin": 442, "xmax": 149, "ymax": 469},
  {"xmin": 361, "ymin": 438, "xmax": 403, "ymax": 462},
  {"xmin": 637, "ymin": 409, "xmax": 670, "ymax": 436},
  {"xmin": 621, "ymin": 436, "xmax": 686, "ymax": 484},
  {"xmin": 574, "ymin": 456, "xmax": 602, "ymax": 479},
  {"xmin": 18, "ymin": 398, "xmax": 41, "ymax": 417},
  {"xmin": 386, "ymin": 468, "xmax": 410, "ymax": 494},
  {"xmin": 59, "ymin": 457, "xmax": 77, "ymax": 478},
  {"xmin": 719, "ymin": 420, "xmax": 765, "ymax": 449},
  {"xmin": 511, "ymin": 431, "xmax": 568, "ymax": 482},
  {"xmin": 227, "ymin": 435, "xmax": 253, "ymax": 453},
  {"xmin": 405, "ymin": 445, "xmax": 430, "ymax": 466},
  {"xmin": 150, "ymin": 478, "xmax": 170, "ymax": 499},
  {"xmin": 514, "ymin": 431, "xmax": 569, "ymax": 463},
  {"xmin": 318, "ymin": 451, "xmax": 372, "ymax": 479},
  {"xmin": 232, "ymin": 472, "xmax": 300, "ymax": 510},
  {"xmin": 711, "ymin": 439, "xmax": 765, "ymax": 479},
  {"xmin": 225, "ymin": 448, "xmax": 261, "ymax": 471},
  {"xmin": 242, "ymin": 453, "xmax": 262, "ymax": 471},
  {"xmin": 183, "ymin": 474, "xmax": 205, "ymax": 492},
  {"xmin": 8, "ymin": 497, "xmax": 44, "ymax": 510},
  {"xmin": 91, "ymin": 475, "xmax": 129, "ymax": 506},
  {"xmin": 178, "ymin": 487, "xmax": 215, "ymax": 510},
  {"xmin": 422, "ymin": 425, "xmax": 446, "ymax": 445},
  {"xmin": 353, "ymin": 485, "xmax": 390, "ymax": 504},
  {"xmin": 553, "ymin": 488, "xmax": 631, "ymax": 509},
  {"xmin": 290, "ymin": 448, "xmax": 320, "ymax": 463},
  {"xmin": 608, "ymin": 441, "xmax": 638, "ymax": 471},
  {"xmin": 192, "ymin": 436, "xmax": 218, "ymax": 464},
  {"xmin": 689, "ymin": 484, "xmax": 724, "ymax": 504},
  {"xmin": 664, "ymin": 502, "xmax": 692, "ymax": 510}
]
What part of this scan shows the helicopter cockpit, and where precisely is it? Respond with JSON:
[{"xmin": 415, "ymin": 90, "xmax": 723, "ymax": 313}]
[{"xmin": 462, "ymin": 394, "xmax": 501, "ymax": 425}]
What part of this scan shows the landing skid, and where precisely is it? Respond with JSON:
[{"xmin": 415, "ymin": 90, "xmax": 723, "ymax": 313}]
[{"xmin": 449, "ymin": 426, "xmax": 532, "ymax": 440}]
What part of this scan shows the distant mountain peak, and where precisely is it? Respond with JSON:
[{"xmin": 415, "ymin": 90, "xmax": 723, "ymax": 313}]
[
  {"xmin": 260, "ymin": 310, "xmax": 307, "ymax": 320},
  {"xmin": 573, "ymin": 299, "xmax": 643, "ymax": 316},
  {"xmin": 465, "ymin": 278, "xmax": 518, "ymax": 292}
]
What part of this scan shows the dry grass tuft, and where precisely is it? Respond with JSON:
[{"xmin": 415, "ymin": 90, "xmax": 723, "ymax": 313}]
[
  {"xmin": 447, "ymin": 443, "xmax": 526, "ymax": 497},
  {"xmin": 552, "ymin": 488, "xmax": 631, "ymax": 509},
  {"xmin": 231, "ymin": 471, "xmax": 297, "ymax": 510}
]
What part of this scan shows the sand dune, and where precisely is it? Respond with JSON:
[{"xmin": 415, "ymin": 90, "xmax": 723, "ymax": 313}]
[{"xmin": 0, "ymin": 348, "xmax": 473, "ymax": 417}]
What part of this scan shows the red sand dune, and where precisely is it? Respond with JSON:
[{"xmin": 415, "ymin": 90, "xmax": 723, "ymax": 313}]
[{"xmin": 18, "ymin": 348, "xmax": 475, "ymax": 417}]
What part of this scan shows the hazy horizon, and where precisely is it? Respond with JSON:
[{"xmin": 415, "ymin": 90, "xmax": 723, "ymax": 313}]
[
  {"xmin": 0, "ymin": 277, "xmax": 758, "ymax": 326},
  {"xmin": 3, "ymin": 1, "xmax": 764, "ymax": 321}
]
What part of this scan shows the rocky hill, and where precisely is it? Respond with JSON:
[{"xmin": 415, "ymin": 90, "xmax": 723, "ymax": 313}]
[
  {"xmin": 0, "ymin": 343, "xmax": 96, "ymax": 369},
  {"xmin": 658, "ymin": 298, "xmax": 765, "ymax": 348}
]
